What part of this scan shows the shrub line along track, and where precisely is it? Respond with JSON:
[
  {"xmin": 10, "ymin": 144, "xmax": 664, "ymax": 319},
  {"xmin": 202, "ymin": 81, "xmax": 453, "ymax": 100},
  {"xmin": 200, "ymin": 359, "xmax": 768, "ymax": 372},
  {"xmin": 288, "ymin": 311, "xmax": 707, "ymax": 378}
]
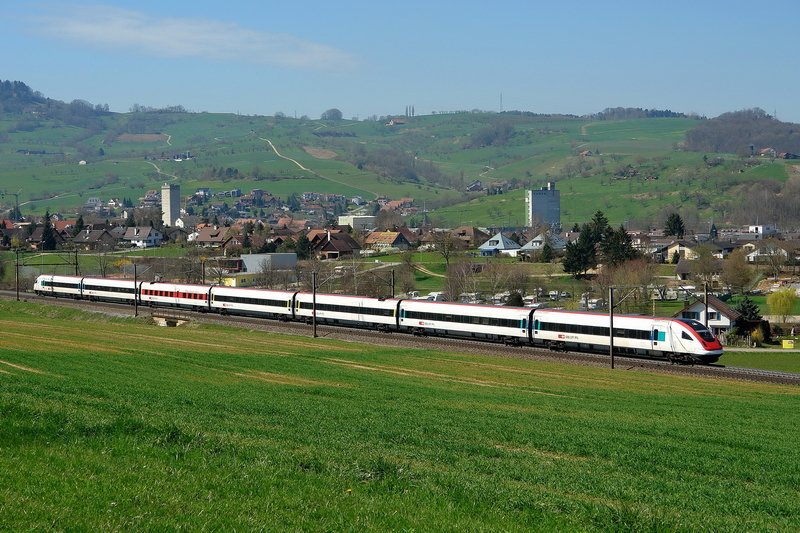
[{"xmin": 4, "ymin": 291, "xmax": 799, "ymax": 386}]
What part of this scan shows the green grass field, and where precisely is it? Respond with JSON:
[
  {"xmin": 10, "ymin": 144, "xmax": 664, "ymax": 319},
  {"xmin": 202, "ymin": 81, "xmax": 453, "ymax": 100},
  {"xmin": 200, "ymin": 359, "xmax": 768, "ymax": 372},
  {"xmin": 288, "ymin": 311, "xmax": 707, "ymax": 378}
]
[
  {"xmin": 1, "ymin": 300, "xmax": 798, "ymax": 530},
  {"xmin": 720, "ymin": 350, "xmax": 800, "ymax": 372}
]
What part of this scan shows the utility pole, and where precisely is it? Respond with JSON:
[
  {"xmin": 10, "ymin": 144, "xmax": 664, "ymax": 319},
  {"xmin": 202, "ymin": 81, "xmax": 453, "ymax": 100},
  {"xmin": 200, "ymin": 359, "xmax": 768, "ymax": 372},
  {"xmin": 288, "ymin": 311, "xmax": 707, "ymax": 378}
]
[
  {"xmin": 390, "ymin": 269, "xmax": 395, "ymax": 298},
  {"xmin": 134, "ymin": 263, "xmax": 138, "ymax": 317},
  {"xmin": 312, "ymin": 271, "xmax": 317, "ymax": 338},
  {"xmin": 703, "ymin": 281, "xmax": 709, "ymax": 328},
  {"xmin": 609, "ymin": 287, "xmax": 615, "ymax": 369},
  {"xmin": 607, "ymin": 286, "xmax": 641, "ymax": 369},
  {"xmin": 15, "ymin": 248, "xmax": 20, "ymax": 301}
]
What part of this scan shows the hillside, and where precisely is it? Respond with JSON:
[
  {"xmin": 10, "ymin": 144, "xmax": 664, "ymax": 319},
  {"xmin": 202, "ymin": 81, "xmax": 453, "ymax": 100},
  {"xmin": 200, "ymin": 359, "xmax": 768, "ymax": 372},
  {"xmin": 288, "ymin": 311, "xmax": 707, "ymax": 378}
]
[{"xmin": 1, "ymin": 81, "xmax": 799, "ymax": 229}]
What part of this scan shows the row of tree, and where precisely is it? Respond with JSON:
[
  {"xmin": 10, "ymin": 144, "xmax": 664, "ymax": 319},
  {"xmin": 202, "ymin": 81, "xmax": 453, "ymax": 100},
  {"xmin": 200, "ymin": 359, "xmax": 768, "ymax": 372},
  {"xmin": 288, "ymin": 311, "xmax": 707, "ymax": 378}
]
[{"xmin": 563, "ymin": 211, "xmax": 638, "ymax": 277}]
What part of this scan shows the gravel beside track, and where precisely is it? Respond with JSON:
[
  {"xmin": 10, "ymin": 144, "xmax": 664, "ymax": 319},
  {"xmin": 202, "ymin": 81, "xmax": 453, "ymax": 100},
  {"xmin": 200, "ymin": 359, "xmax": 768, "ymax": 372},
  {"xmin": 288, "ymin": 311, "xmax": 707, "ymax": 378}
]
[{"xmin": 5, "ymin": 290, "xmax": 799, "ymax": 386}]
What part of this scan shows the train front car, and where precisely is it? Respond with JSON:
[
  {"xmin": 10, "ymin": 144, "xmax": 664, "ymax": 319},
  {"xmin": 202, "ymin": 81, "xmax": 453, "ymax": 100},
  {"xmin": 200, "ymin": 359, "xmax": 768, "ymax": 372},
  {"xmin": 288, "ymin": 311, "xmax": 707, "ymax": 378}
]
[
  {"xmin": 669, "ymin": 319, "xmax": 723, "ymax": 364},
  {"xmin": 532, "ymin": 309, "xmax": 723, "ymax": 364},
  {"xmin": 34, "ymin": 274, "xmax": 83, "ymax": 298}
]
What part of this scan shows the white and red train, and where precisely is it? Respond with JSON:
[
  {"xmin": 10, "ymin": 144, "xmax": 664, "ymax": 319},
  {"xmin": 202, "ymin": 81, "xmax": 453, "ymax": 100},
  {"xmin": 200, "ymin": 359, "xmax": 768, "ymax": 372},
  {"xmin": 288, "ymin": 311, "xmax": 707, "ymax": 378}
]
[{"xmin": 34, "ymin": 274, "xmax": 723, "ymax": 364}]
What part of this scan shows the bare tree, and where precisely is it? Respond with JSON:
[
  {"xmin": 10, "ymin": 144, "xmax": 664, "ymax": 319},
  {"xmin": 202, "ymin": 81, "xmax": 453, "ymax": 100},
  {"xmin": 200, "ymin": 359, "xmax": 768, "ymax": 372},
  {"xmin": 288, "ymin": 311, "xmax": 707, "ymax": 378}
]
[
  {"xmin": 483, "ymin": 262, "xmax": 513, "ymax": 297},
  {"xmin": 760, "ymin": 239, "xmax": 786, "ymax": 280},
  {"xmin": 398, "ymin": 251, "xmax": 416, "ymax": 296},
  {"xmin": 720, "ymin": 248, "xmax": 754, "ymax": 294},
  {"xmin": 592, "ymin": 258, "xmax": 656, "ymax": 313},
  {"xmin": 482, "ymin": 262, "xmax": 528, "ymax": 298},
  {"xmin": 206, "ymin": 257, "xmax": 228, "ymax": 286},
  {"xmin": 432, "ymin": 230, "xmax": 461, "ymax": 267},
  {"xmin": 254, "ymin": 257, "xmax": 279, "ymax": 288},
  {"xmin": 94, "ymin": 249, "xmax": 114, "ymax": 277},
  {"xmin": 689, "ymin": 245, "xmax": 720, "ymax": 286},
  {"xmin": 505, "ymin": 264, "xmax": 530, "ymax": 296},
  {"xmin": 443, "ymin": 259, "xmax": 473, "ymax": 301},
  {"xmin": 375, "ymin": 210, "xmax": 404, "ymax": 231}
]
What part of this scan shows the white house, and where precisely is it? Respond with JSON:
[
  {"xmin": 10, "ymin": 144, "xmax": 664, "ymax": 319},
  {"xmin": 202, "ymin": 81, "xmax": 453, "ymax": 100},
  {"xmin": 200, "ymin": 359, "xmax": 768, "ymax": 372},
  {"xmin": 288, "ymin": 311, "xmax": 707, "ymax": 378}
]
[
  {"xmin": 519, "ymin": 232, "xmax": 566, "ymax": 254},
  {"xmin": 745, "ymin": 243, "xmax": 789, "ymax": 263},
  {"xmin": 122, "ymin": 226, "xmax": 163, "ymax": 248},
  {"xmin": 673, "ymin": 295, "xmax": 741, "ymax": 337},
  {"xmin": 478, "ymin": 232, "xmax": 521, "ymax": 257}
]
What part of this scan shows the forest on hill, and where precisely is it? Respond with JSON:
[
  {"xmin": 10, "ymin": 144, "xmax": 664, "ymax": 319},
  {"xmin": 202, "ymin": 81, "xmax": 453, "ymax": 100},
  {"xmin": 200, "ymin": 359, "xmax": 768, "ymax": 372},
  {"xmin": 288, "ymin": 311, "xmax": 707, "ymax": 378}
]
[{"xmin": 685, "ymin": 108, "xmax": 800, "ymax": 154}]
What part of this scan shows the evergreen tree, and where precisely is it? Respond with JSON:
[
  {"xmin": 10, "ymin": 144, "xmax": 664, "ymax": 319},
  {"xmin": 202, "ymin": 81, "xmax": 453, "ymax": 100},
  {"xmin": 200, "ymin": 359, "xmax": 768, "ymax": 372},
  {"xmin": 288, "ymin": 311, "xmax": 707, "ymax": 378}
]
[
  {"xmin": 734, "ymin": 296, "xmax": 762, "ymax": 321},
  {"xmin": 295, "ymin": 234, "xmax": 312, "ymax": 260},
  {"xmin": 72, "ymin": 214, "xmax": 85, "ymax": 237},
  {"xmin": 600, "ymin": 225, "xmax": 638, "ymax": 266},
  {"xmin": 41, "ymin": 210, "xmax": 57, "ymax": 250},
  {"xmin": 664, "ymin": 212, "xmax": 685, "ymax": 239},
  {"xmin": 563, "ymin": 224, "xmax": 597, "ymax": 278},
  {"xmin": 125, "ymin": 211, "xmax": 136, "ymax": 227},
  {"xmin": 287, "ymin": 192, "xmax": 301, "ymax": 212},
  {"xmin": 540, "ymin": 242, "xmax": 553, "ymax": 263},
  {"xmin": 588, "ymin": 210, "xmax": 610, "ymax": 245}
]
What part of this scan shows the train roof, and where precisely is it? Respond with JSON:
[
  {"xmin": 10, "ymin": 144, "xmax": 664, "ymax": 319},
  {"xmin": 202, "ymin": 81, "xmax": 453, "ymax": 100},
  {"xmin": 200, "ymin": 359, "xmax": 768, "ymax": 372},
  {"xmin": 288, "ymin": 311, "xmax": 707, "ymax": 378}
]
[
  {"xmin": 401, "ymin": 299, "xmax": 530, "ymax": 312},
  {"xmin": 295, "ymin": 291, "xmax": 400, "ymax": 302},
  {"xmin": 534, "ymin": 308, "xmax": 674, "ymax": 321}
]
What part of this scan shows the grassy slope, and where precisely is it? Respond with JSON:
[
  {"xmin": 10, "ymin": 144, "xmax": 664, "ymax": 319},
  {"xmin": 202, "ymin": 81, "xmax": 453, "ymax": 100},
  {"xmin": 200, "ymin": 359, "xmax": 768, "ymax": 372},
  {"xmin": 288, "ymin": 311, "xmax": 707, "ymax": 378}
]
[
  {"xmin": 0, "ymin": 301, "xmax": 798, "ymax": 530},
  {"xmin": 2, "ymin": 112, "xmax": 794, "ymax": 227}
]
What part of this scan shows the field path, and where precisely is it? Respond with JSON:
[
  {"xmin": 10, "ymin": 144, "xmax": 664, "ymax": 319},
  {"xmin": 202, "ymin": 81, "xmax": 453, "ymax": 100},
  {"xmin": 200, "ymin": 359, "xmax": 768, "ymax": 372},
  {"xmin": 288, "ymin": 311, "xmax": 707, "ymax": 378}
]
[
  {"xmin": 146, "ymin": 161, "xmax": 179, "ymax": 182},
  {"xmin": 414, "ymin": 264, "xmax": 445, "ymax": 278},
  {"xmin": 260, "ymin": 138, "xmax": 378, "ymax": 199}
]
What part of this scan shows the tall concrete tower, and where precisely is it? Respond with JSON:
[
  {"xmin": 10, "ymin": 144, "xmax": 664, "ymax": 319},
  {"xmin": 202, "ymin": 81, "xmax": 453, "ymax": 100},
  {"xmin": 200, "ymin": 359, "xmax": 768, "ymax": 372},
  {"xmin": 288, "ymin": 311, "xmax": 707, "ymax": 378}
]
[
  {"xmin": 525, "ymin": 182, "xmax": 560, "ymax": 230},
  {"xmin": 161, "ymin": 183, "xmax": 180, "ymax": 227}
]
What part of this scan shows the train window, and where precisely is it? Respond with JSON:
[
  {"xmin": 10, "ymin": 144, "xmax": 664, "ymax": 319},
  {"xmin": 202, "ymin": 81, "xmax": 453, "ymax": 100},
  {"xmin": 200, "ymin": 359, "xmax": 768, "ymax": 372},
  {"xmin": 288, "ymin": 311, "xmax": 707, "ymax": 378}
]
[{"xmin": 682, "ymin": 331, "xmax": 692, "ymax": 340}]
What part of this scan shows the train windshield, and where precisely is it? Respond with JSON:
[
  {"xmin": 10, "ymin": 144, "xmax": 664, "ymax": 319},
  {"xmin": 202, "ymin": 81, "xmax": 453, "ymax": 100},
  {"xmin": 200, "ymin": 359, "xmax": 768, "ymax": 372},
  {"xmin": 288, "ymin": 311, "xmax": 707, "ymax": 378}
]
[{"xmin": 677, "ymin": 319, "xmax": 716, "ymax": 342}]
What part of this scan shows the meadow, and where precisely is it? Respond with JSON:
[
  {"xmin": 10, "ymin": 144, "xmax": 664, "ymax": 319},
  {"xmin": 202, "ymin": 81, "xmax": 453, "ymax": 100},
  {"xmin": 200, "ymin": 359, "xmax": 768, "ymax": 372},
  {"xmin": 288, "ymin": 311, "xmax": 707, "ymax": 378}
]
[{"xmin": 0, "ymin": 300, "xmax": 798, "ymax": 530}]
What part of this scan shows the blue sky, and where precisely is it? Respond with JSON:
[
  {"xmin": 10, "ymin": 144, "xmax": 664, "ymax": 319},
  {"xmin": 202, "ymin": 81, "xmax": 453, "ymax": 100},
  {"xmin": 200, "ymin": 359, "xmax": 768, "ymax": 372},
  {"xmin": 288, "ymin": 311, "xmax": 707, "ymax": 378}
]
[{"xmin": 3, "ymin": 1, "xmax": 798, "ymax": 121}]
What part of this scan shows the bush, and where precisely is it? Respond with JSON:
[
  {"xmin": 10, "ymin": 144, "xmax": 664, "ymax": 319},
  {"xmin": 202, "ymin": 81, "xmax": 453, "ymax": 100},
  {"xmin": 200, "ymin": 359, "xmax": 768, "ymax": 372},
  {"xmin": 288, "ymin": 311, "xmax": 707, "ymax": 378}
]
[{"xmin": 751, "ymin": 327, "xmax": 764, "ymax": 346}]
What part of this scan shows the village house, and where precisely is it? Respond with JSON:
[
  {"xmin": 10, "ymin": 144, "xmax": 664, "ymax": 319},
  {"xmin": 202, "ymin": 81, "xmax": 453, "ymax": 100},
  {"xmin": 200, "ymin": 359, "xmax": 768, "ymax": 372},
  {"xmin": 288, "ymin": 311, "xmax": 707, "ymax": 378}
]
[
  {"xmin": 664, "ymin": 240, "xmax": 724, "ymax": 261},
  {"xmin": 518, "ymin": 232, "xmax": 566, "ymax": 258},
  {"xmin": 311, "ymin": 231, "xmax": 361, "ymax": 260},
  {"xmin": 122, "ymin": 226, "xmax": 163, "ymax": 248},
  {"xmin": 27, "ymin": 226, "xmax": 68, "ymax": 250},
  {"xmin": 450, "ymin": 226, "xmax": 490, "ymax": 248},
  {"xmin": 478, "ymin": 232, "xmax": 521, "ymax": 257},
  {"xmin": 71, "ymin": 228, "xmax": 118, "ymax": 251},
  {"xmin": 364, "ymin": 231, "xmax": 411, "ymax": 251},
  {"xmin": 192, "ymin": 226, "xmax": 230, "ymax": 248},
  {"xmin": 673, "ymin": 295, "xmax": 741, "ymax": 337}
]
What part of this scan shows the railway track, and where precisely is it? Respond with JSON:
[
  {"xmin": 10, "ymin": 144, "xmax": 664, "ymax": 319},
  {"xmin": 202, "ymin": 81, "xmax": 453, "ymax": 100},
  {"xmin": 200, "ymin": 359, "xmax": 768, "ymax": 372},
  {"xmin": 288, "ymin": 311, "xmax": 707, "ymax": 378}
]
[{"xmin": 4, "ymin": 290, "xmax": 799, "ymax": 386}]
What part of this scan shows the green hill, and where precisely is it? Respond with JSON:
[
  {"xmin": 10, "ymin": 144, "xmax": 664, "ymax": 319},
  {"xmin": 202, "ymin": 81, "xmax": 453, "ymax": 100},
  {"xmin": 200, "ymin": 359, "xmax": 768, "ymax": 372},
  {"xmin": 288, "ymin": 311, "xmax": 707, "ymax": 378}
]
[{"xmin": 1, "ymin": 82, "xmax": 798, "ymax": 229}]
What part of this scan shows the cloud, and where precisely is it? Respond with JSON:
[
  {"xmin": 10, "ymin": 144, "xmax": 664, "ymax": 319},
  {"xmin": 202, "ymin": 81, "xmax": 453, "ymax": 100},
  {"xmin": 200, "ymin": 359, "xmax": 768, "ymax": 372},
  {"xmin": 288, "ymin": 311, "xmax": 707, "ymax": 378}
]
[{"xmin": 32, "ymin": 5, "xmax": 357, "ymax": 70}]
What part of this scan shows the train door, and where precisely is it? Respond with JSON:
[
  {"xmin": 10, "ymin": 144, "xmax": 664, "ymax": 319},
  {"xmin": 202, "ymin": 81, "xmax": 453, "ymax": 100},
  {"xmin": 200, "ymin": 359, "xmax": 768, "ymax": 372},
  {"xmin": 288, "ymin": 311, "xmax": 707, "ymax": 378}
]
[{"xmin": 651, "ymin": 320, "xmax": 669, "ymax": 353}]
